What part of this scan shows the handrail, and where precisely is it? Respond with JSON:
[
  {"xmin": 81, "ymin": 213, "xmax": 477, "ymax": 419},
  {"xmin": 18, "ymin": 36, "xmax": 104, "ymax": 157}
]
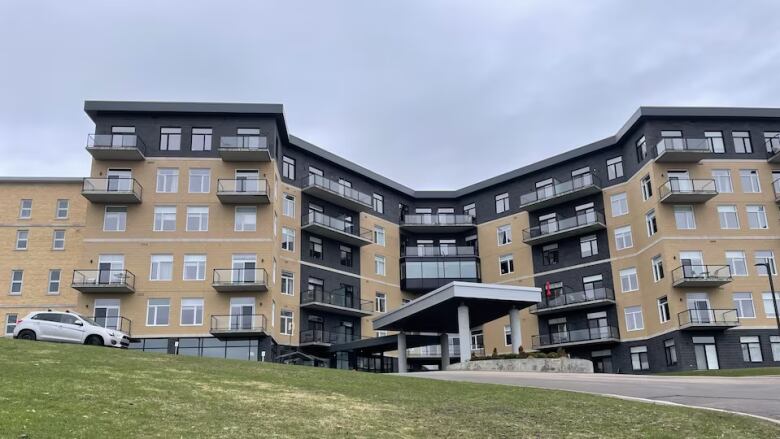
[
  {"xmin": 658, "ymin": 178, "xmax": 716, "ymax": 198},
  {"xmin": 302, "ymin": 212, "xmax": 373, "ymax": 240},
  {"xmin": 402, "ymin": 246, "xmax": 477, "ymax": 257},
  {"xmin": 302, "ymin": 174, "xmax": 373, "ymax": 207},
  {"xmin": 210, "ymin": 314, "xmax": 267, "ymax": 332},
  {"xmin": 677, "ymin": 309, "xmax": 739, "ymax": 326},
  {"xmin": 655, "ymin": 137, "xmax": 711, "ymax": 154},
  {"xmin": 301, "ymin": 287, "xmax": 373, "ymax": 312},
  {"xmin": 519, "ymin": 172, "xmax": 601, "ymax": 206},
  {"xmin": 401, "ymin": 214, "xmax": 476, "ymax": 226},
  {"xmin": 219, "ymin": 135, "xmax": 268, "ymax": 150},
  {"xmin": 87, "ymin": 133, "xmax": 147, "ymax": 154},
  {"xmin": 217, "ymin": 178, "xmax": 268, "ymax": 194},
  {"xmin": 522, "ymin": 210, "xmax": 605, "ymax": 241},
  {"xmin": 671, "ymin": 264, "xmax": 732, "ymax": 284},
  {"xmin": 82, "ymin": 177, "xmax": 143, "ymax": 196},
  {"xmin": 535, "ymin": 287, "xmax": 614, "ymax": 310},
  {"xmin": 299, "ymin": 329, "xmax": 362, "ymax": 344},
  {"xmin": 212, "ymin": 268, "xmax": 268, "ymax": 285},
  {"xmin": 72, "ymin": 269, "xmax": 136, "ymax": 289},
  {"xmin": 531, "ymin": 326, "xmax": 619, "ymax": 348}
]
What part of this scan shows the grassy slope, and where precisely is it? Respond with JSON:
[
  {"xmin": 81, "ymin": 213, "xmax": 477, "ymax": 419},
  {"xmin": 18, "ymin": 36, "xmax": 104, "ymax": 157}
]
[
  {"xmin": 0, "ymin": 339, "xmax": 777, "ymax": 438},
  {"xmin": 659, "ymin": 367, "xmax": 780, "ymax": 377}
]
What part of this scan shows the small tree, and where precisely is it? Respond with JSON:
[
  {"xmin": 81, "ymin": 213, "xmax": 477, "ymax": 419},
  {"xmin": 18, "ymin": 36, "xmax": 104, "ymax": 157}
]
[{"xmin": 491, "ymin": 348, "xmax": 498, "ymax": 358}]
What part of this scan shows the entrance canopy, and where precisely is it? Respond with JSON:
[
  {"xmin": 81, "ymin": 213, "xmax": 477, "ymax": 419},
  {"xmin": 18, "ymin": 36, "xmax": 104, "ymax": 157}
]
[{"xmin": 373, "ymin": 281, "xmax": 541, "ymax": 333}]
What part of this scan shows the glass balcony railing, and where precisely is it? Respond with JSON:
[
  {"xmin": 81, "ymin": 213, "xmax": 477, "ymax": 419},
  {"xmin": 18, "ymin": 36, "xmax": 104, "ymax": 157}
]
[
  {"xmin": 219, "ymin": 135, "xmax": 268, "ymax": 150},
  {"xmin": 519, "ymin": 172, "xmax": 600, "ymax": 207},
  {"xmin": 72, "ymin": 269, "xmax": 136, "ymax": 291},
  {"xmin": 678, "ymin": 309, "xmax": 739, "ymax": 327},
  {"xmin": 82, "ymin": 177, "xmax": 143, "ymax": 197},
  {"xmin": 212, "ymin": 268, "xmax": 268, "ymax": 286},
  {"xmin": 532, "ymin": 326, "xmax": 619, "ymax": 349},
  {"xmin": 401, "ymin": 214, "xmax": 476, "ymax": 227},
  {"xmin": 302, "ymin": 212, "xmax": 373, "ymax": 241},
  {"xmin": 402, "ymin": 246, "xmax": 477, "ymax": 257},
  {"xmin": 87, "ymin": 133, "xmax": 146, "ymax": 153},
  {"xmin": 655, "ymin": 138, "xmax": 711, "ymax": 155},
  {"xmin": 522, "ymin": 210, "xmax": 605, "ymax": 242},
  {"xmin": 671, "ymin": 265, "xmax": 732, "ymax": 286},
  {"xmin": 658, "ymin": 179, "xmax": 716, "ymax": 198},
  {"xmin": 299, "ymin": 329, "xmax": 362, "ymax": 345},
  {"xmin": 534, "ymin": 287, "xmax": 615, "ymax": 312},
  {"xmin": 301, "ymin": 287, "xmax": 373, "ymax": 313},
  {"xmin": 210, "ymin": 314, "xmax": 267, "ymax": 333},
  {"xmin": 303, "ymin": 174, "xmax": 373, "ymax": 208},
  {"xmin": 217, "ymin": 178, "xmax": 268, "ymax": 194}
]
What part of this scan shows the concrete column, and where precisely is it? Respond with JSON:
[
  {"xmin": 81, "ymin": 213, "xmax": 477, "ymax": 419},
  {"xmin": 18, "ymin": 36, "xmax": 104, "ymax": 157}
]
[
  {"xmin": 457, "ymin": 304, "xmax": 472, "ymax": 362},
  {"xmin": 397, "ymin": 332, "xmax": 407, "ymax": 374},
  {"xmin": 509, "ymin": 307, "xmax": 522, "ymax": 354},
  {"xmin": 440, "ymin": 333, "xmax": 450, "ymax": 371}
]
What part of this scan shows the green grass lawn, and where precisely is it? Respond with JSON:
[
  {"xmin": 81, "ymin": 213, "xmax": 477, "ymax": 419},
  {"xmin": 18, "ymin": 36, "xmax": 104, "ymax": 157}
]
[
  {"xmin": 0, "ymin": 338, "xmax": 777, "ymax": 438},
  {"xmin": 659, "ymin": 367, "xmax": 780, "ymax": 377}
]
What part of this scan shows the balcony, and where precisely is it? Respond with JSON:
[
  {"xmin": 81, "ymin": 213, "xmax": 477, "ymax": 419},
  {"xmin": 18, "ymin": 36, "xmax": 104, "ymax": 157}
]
[
  {"xmin": 81, "ymin": 178, "xmax": 142, "ymax": 204},
  {"xmin": 301, "ymin": 212, "xmax": 374, "ymax": 247},
  {"xmin": 300, "ymin": 288, "xmax": 373, "ymax": 318},
  {"xmin": 216, "ymin": 179, "xmax": 270, "ymax": 204},
  {"xmin": 768, "ymin": 141, "xmax": 780, "ymax": 163},
  {"xmin": 654, "ymin": 138, "xmax": 711, "ymax": 163},
  {"xmin": 519, "ymin": 172, "xmax": 601, "ymax": 212},
  {"xmin": 210, "ymin": 314, "xmax": 268, "ymax": 337},
  {"xmin": 522, "ymin": 211, "xmax": 606, "ymax": 246},
  {"xmin": 299, "ymin": 329, "xmax": 362, "ymax": 347},
  {"xmin": 92, "ymin": 315, "xmax": 133, "ymax": 337},
  {"xmin": 671, "ymin": 265, "xmax": 732, "ymax": 288},
  {"xmin": 85, "ymin": 134, "xmax": 146, "ymax": 161},
  {"xmin": 71, "ymin": 269, "xmax": 135, "ymax": 294},
  {"xmin": 530, "ymin": 287, "xmax": 615, "ymax": 316},
  {"xmin": 218, "ymin": 136, "xmax": 270, "ymax": 161},
  {"xmin": 301, "ymin": 175, "xmax": 373, "ymax": 212},
  {"xmin": 678, "ymin": 309, "xmax": 739, "ymax": 330},
  {"xmin": 400, "ymin": 259, "xmax": 481, "ymax": 292},
  {"xmin": 402, "ymin": 246, "xmax": 477, "ymax": 258},
  {"xmin": 532, "ymin": 326, "xmax": 619, "ymax": 350},
  {"xmin": 773, "ymin": 178, "xmax": 780, "ymax": 203},
  {"xmin": 659, "ymin": 179, "xmax": 717, "ymax": 204},
  {"xmin": 211, "ymin": 268, "xmax": 269, "ymax": 292},
  {"xmin": 400, "ymin": 214, "xmax": 476, "ymax": 234}
]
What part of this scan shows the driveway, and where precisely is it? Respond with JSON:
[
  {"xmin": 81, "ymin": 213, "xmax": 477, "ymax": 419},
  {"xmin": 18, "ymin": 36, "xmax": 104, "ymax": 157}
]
[{"xmin": 403, "ymin": 371, "xmax": 780, "ymax": 421}]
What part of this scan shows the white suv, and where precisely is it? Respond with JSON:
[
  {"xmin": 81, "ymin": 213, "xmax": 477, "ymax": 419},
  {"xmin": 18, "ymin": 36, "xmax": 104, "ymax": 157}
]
[{"xmin": 13, "ymin": 311, "xmax": 129, "ymax": 348}]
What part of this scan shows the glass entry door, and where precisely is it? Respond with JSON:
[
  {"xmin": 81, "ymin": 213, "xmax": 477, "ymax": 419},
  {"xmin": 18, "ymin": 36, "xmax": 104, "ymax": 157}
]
[
  {"xmin": 695, "ymin": 344, "xmax": 720, "ymax": 370},
  {"xmin": 229, "ymin": 298, "xmax": 254, "ymax": 330}
]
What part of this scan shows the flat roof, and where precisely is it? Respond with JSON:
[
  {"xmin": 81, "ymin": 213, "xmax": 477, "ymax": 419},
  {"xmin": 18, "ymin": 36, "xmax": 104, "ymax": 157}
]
[
  {"xmin": 373, "ymin": 282, "xmax": 541, "ymax": 333},
  {"xmin": 0, "ymin": 177, "xmax": 82, "ymax": 184}
]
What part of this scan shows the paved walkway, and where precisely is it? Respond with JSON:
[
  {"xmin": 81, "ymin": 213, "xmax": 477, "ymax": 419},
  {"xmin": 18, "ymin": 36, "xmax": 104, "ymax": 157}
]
[{"xmin": 403, "ymin": 371, "xmax": 780, "ymax": 421}]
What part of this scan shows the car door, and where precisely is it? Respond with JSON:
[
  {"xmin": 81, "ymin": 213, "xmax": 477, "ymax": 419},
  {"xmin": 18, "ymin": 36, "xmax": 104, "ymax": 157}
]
[
  {"xmin": 58, "ymin": 314, "xmax": 87, "ymax": 343},
  {"xmin": 31, "ymin": 313, "xmax": 63, "ymax": 341}
]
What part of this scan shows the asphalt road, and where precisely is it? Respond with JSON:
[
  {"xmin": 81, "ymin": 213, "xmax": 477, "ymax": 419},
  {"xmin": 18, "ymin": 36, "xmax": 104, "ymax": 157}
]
[{"xmin": 403, "ymin": 371, "xmax": 780, "ymax": 421}]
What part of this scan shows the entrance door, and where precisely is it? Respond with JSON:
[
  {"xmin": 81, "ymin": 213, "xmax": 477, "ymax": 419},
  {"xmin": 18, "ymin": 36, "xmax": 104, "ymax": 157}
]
[
  {"xmin": 668, "ymin": 170, "xmax": 692, "ymax": 192},
  {"xmin": 232, "ymin": 255, "xmax": 256, "ymax": 284},
  {"xmin": 588, "ymin": 317, "xmax": 610, "ymax": 339},
  {"xmin": 98, "ymin": 255, "xmax": 124, "ymax": 285},
  {"xmin": 687, "ymin": 293, "xmax": 712, "ymax": 324},
  {"xmin": 94, "ymin": 299, "xmax": 120, "ymax": 330},
  {"xmin": 308, "ymin": 316, "xmax": 325, "ymax": 343},
  {"xmin": 695, "ymin": 344, "xmax": 720, "ymax": 370},
  {"xmin": 235, "ymin": 170, "xmax": 259, "ymax": 193},
  {"xmin": 593, "ymin": 357, "xmax": 613, "ymax": 373},
  {"xmin": 107, "ymin": 169, "xmax": 132, "ymax": 192},
  {"xmin": 229, "ymin": 298, "xmax": 254, "ymax": 330}
]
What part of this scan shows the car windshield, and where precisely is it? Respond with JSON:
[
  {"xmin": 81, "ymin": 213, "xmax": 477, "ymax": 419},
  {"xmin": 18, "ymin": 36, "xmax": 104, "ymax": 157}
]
[{"xmin": 77, "ymin": 314, "xmax": 101, "ymax": 326}]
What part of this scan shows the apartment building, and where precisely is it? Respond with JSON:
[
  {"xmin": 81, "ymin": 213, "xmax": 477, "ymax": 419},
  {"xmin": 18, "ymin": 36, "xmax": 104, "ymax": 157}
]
[{"xmin": 2, "ymin": 101, "xmax": 780, "ymax": 373}]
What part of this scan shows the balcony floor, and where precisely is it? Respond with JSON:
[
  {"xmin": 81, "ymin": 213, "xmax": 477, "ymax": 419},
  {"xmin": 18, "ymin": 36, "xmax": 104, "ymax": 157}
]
[
  {"xmin": 301, "ymin": 223, "xmax": 373, "ymax": 247},
  {"xmin": 299, "ymin": 302, "xmax": 373, "ymax": 318},
  {"xmin": 523, "ymin": 221, "xmax": 606, "ymax": 246},
  {"xmin": 209, "ymin": 328, "xmax": 268, "ymax": 338},
  {"xmin": 534, "ymin": 336, "xmax": 619, "ymax": 351},
  {"xmin": 655, "ymin": 150, "xmax": 710, "ymax": 163},
  {"xmin": 217, "ymin": 192, "xmax": 271, "ymax": 204},
  {"xmin": 399, "ymin": 224, "xmax": 476, "ymax": 234},
  {"xmin": 672, "ymin": 278, "xmax": 732, "ymax": 288},
  {"xmin": 212, "ymin": 283, "xmax": 268, "ymax": 293},
  {"xmin": 659, "ymin": 191, "xmax": 717, "ymax": 204},
  {"xmin": 86, "ymin": 147, "xmax": 145, "ymax": 161},
  {"xmin": 521, "ymin": 185, "xmax": 602, "ymax": 212},
  {"xmin": 72, "ymin": 284, "xmax": 135, "ymax": 294},
  {"xmin": 530, "ymin": 298, "xmax": 616, "ymax": 316},
  {"xmin": 217, "ymin": 149, "xmax": 271, "ymax": 162},
  {"xmin": 81, "ymin": 191, "xmax": 142, "ymax": 204},
  {"xmin": 679, "ymin": 321, "xmax": 739, "ymax": 331}
]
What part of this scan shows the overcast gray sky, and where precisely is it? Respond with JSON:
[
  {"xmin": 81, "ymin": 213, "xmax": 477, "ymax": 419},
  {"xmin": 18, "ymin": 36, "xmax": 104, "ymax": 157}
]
[{"xmin": 1, "ymin": 1, "xmax": 779, "ymax": 189}]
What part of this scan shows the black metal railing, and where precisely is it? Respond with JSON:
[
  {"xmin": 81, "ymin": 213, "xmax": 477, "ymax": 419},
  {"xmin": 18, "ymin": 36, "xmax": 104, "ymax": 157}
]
[
  {"xmin": 519, "ymin": 172, "xmax": 601, "ymax": 206},
  {"xmin": 658, "ymin": 178, "xmax": 717, "ymax": 198},
  {"xmin": 678, "ymin": 309, "xmax": 739, "ymax": 327},
  {"xmin": 671, "ymin": 265, "xmax": 732, "ymax": 285},
  {"xmin": 82, "ymin": 177, "xmax": 143, "ymax": 197},
  {"xmin": 522, "ymin": 210, "xmax": 605, "ymax": 241},
  {"xmin": 655, "ymin": 137, "xmax": 711, "ymax": 155},
  {"xmin": 535, "ymin": 287, "xmax": 615, "ymax": 311},
  {"xmin": 299, "ymin": 329, "xmax": 362, "ymax": 345},
  {"xmin": 302, "ymin": 212, "xmax": 374, "ymax": 240},
  {"xmin": 87, "ymin": 133, "xmax": 147, "ymax": 154},
  {"xmin": 72, "ymin": 269, "xmax": 136, "ymax": 290},
  {"xmin": 401, "ymin": 213, "xmax": 476, "ymax": 227},
  {"xmin": 402, "ymin": 246, "xmax": 477, "ymax": 257},
  {"xmin": 219, "ymin": 135, "xmax": 268, "ymax": 150},
  {"xmin": 301, "ymin": 287, "xmax": 373, "ymax": 312},
  {"xmin": 93, "ymin": 315, "xmax": 132, "ymax": 335},
  {"xmin": 302, "ymin": 174, "xmax": 373, "ymax": 207},
  {"xmin": 217, "ymin": 178, "xmax": 268, "ymax": 194},
  {"xmin": 212, "ymin": 268, "xmax": 268, "ymax": 286},
  {"xmin": 532, "ymin": 326, "xmax": 619, "ymax": 349},
  {"xmin": 210, "ymin": 314, "xmax": 267, "ymax": 333}
]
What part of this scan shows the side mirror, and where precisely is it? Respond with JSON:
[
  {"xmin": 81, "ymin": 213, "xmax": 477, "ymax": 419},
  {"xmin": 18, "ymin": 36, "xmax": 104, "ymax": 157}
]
[{"xmin": 74, "ymin": 321, "xmax": 84, "ymax": 326}]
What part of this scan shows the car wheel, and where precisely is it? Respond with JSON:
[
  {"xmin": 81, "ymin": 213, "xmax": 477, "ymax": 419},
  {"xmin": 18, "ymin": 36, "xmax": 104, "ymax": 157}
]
[
  {"xmin": 17, "ymin": 330, "xmax": 36, "ymax": 341},
  {"xmin": 85, "ymin": 335, "xmax": 104, "ymax": 346}
]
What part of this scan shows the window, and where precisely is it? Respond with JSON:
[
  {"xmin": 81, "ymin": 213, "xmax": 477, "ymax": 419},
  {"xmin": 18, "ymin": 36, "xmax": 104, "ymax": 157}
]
[
  {"xmin": 55, "ymin": 199, "xmax": 69, "ymax": 219},
  {"xmin": 717, "ymin": 205, "xmax": 739, "ymax": 229},
  {"xmin": 464, "ymin": 203, "xmax": 476, "ymax": 218},
  {"xmin": 191, "ymin": 128, "xmax": 212, "ymax": 151},
  {"xmin": 502, "ymin": 325, "xmax": 512, "ymax": 346},
  {"xmin": 733, "ymin": 131, "xmax": 752, "ymax": 153},
  {"xmin": 375, "ymin": 292, "xmax": 387, "ymax": 313},
  {"xmin": 47, "ymin": 269, "xmax": 61, "ymax": 294},
  {"xmin": 635, "ymin": 136, "xmax": 647, "ymax": 161},
  {"xmin": 495, "ymin": 193, "xmax": 509, "ymax": 214},
  {"xmin": 652, "ymin": 256, "xmax": 664, "ymax": 282},
  {"xmin": 740, "ymin": 169, "xmax": 761, "ymax": 193},
  {"xmin": 340, "ymin": 246, "xmax": 353, "ymax": 267},
  {"xmin": 673, "ymin": 205, "xmax": 696, "ymax": 230},
  {"xmin": 15, "ymin": 230, "xmax": 28, "ymax": 250},
  {"xmin": 664, "ymin": 339, "xmax": 677, "ymax": 366},
  {"xmin": 103, "ymin": 206, "xmax": 127, "ymax": 232},
  {"xmin": 658, "ymin": 297, "xmax": 670, "ymax": 323},
  {"xmin": 153, "ymin": 206, "xmax": 176, "ymax": 231},
  {"xmin": 374, "ymin": 226, "xmax": 386, "ymax": 246},
  {"xmin": 180, "ymin": 298, "xmax": 204, "ymax": 326},
  {"xmin": 183, "ymin": 255, "xmax": 206, "ymax": 281},
  {"xmin": 146, "ymin": 299, "xmax": 170, "ymax": 326},
  {"xmin": 625, "ymin": 306, "xmax": 644, "ymax": 331},
  {"xmin": 9, "ymin": 270, "xmax": 23, "ymax": 295},
  {"xmin": 630, "ymin": 346, "xmax": 649, "ymax": 371},
  {"xmin": 281, "ymin": 271, "xmax": 294, "ymax": 296},
  {"xmin": 610, "ymin": 193, "xmax": 628, "ymax": 217},
  {"xmin": 499, "ymin": 254, "xmax": 514, "ymax": 275},
  {"xmin": 580, "ymin": 235, "xmax": 598, "ymax": 258},
  {"xmin": 308, "ymin": 166, "xmax": 323, "ymax": 177},
  {"xmin": 52, "ymin": 230, "xmax": 65, "ymax": 250},
  {"xmin": 645, "ymin": 209, "xmax": 657, "ymax": 236},
  {"xmin": 765, "ymin": 132, "xmax": 780, "ymax": 152},
  {"xmin": 771, "ymin": 336, "xmax": 780, "ymax": 361},
  {"xmin": 705, "ymin": 131, "xmax": 725, "ymax": 153},
  {"xmin": 281, "ymin": 227, "xmax": 295, "ymax": 251},
  {"xmin": 5, "ymin": 314, "xmax": 17, "ymax": 336},
  {"xmin": 733, "ymin": 292, "xmax": 756, "ymax": 318},
  {"xmin": 763, "ymin": 292, "xmax": 780, "ymax": 317},
  {"xmin": 606, "ymin": 156, "xmax": 623, "ymax": 180},
  {"xmin": 614, "ymin": 226, "xmax": 633, "ymax": 250},
  {"xmin": 273, "ymin": 212, "xmax": 278, "ymax": 237},
  {"xmin": 186, "ymin": 206, "xmax": 209, "ymax": 232},
  {"xmin": 150, "ymin": 255, "xmax": 173, "ymax": 281},
  {"xmin": 234, "ymin": 206, "xmax": 257, "ymax": 232},
  {"xmin": 282, "ymin": 156, "xmax": 295, "ymax": 180},
  {"xmin": 746, "ymin": 205, "xmax": 768, "ymax": 229},
  {"xmin": 282, "ymin": 194, "xmax": 295, "ymax": 217},
  {"xmin": 756, "ymin": 250, "xmax": 777, "ymax": 275},
  {"xmin": 712, "ymin": 169, "xmax": 733, "ymax": 193},
  {"xmin": 18, "ymin": 199, "xmax": 32, "ymax": 218},
  {"xmin": 280, "ymin": 310, "xmax": 293, "ymax": 335},
  {"xmin": 372, "ymin": 193, "xmax": 384, "ymax": 214},
  {"xmin": 741, "ymin": 336, "xmax": 763, "ymax": 362},
  {"xmin": 620, "ymin": 267, "xmax": 639, "ymax": 293},
  {"xmin": 160, "ymin": 127, "xmax": 181, "ymax": 150},
  {"xmin": 307, "ymin": 236, "xmax": 323, "ymax": 259},
  {"xmin": 640, "ymin": 175, "xmax": 652, "ymax": 200},
  {"xmin": 156, "ymin": 168, "xmax": 179, "ymax": 193},
  {"xmin": 542, "ymin": 244, "xmax": 559, "ymax": 266},
  {"xmin": 375, "ymin": 255, "xmax": 386, "ymax": 275},
  {"xmin": 188, "ymin": 169, "xmax": 210, "ymax": 193},
  {"xmin": 726, "ymin": 251, "xmax": 748, "ymax": 276},
  {"xmin": 497, "ymin": 225, "xmax": 512, "ymax": 246}
]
